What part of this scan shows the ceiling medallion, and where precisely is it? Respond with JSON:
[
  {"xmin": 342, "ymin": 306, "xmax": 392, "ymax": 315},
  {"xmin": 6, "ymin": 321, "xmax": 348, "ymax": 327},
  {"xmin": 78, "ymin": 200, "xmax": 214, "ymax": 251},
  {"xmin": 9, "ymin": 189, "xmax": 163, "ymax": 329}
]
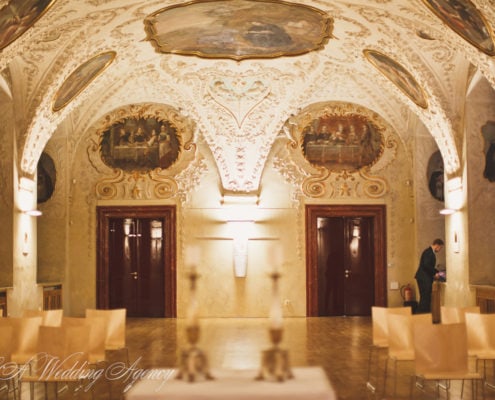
[{"xmin": 144, "ymin": 0, "xmax": 333, "ymax": 61}]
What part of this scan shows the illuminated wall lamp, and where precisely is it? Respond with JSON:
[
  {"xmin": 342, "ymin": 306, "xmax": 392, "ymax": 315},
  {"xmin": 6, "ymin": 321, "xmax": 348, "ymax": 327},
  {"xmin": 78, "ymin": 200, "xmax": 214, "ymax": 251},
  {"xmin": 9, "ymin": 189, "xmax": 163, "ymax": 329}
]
[
  {"xmin": 227, "ymin": 220, "xmax": 255, "ymax": 278},
  {"xmin": 439, "ymin": 208, "xmax": 458, "ymax": 215},
  {"xmin": 23, "ymin": 210, "xmax": 43, "ymax": 217}
]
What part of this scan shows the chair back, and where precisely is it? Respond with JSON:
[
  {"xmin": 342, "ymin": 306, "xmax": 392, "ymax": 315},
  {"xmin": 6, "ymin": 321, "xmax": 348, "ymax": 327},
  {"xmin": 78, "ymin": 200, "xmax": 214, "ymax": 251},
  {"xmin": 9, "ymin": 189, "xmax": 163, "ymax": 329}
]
[
  {"xmin": 0, "ymin": 325, "xmax": 13, "ymax": 363},
  {"xmin": 86, "ymin": 308, "xmax": 126, "ymax": 350},
  {"xmin": 36, "ymin": 325, "xmax": 90, "ymax": 374},
  {"xmin": 23, "ymin": 309, "xmax": 63, "ymax": 327},
  {"xmin": 63, "ymin": 316, "xmax": 106, "ymax": 363},
  {"xmin": 440, "ymin": 306, "xmax": 480, "ymax": 324},
  {"xmin": 387, "ymin": 314, "xmax": 414, "ymax": 359},
  {"xmin": 413, "ymin": 322, "xmax": 469, "ymax": 375},
  {"xmin": 465, "ymin": 312, "xmax": 495, "ymax": 357},
  {"xmin": 387, "ymin": 313, "xmax": 432, "ymax": 360},
  {"xmin": 1, "ymin": 316, "xmax": 43, "ymax": 364},
  {"xmin": 371, "ymin": 306, "xmax": 411, "ymax": 347}
]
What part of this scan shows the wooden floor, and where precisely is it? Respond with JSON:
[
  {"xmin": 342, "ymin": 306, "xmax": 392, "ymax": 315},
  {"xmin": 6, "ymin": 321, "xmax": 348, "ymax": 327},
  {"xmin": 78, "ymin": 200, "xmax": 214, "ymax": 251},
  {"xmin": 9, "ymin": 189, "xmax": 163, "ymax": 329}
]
[{"xmin": 11, "ymin": 316, "xmax": 495, "ymax": 400}]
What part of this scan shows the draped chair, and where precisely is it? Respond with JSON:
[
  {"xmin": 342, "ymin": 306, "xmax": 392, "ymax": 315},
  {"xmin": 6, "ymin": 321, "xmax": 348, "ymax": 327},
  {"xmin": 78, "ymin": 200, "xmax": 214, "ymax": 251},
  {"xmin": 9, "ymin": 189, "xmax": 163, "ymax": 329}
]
[
  {"xmin": 383, "ymin": 313, "xmax": 432, "ymax": 397},
  {"xmin": 410, "ymin": 322, "xmax": 484, "ymax": 399},
  {"xmin": 440, "ymin": 305, "xmax": 480, "ymax": 324},
  {"xmin": 366, "ymin": 306, "xmax": 411, "ymax": 394}
]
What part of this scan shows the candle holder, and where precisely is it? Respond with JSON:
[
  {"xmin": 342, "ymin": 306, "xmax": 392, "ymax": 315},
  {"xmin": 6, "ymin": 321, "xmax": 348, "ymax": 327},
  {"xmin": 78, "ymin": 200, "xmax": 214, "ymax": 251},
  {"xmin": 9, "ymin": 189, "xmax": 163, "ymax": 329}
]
[
  {"xmin": 256, "ymin": 271, "xmax": 294, "ymax": 382},
  {"xmin": 176, "ymin": 269, "xmax": 214, "ymax": 382}
]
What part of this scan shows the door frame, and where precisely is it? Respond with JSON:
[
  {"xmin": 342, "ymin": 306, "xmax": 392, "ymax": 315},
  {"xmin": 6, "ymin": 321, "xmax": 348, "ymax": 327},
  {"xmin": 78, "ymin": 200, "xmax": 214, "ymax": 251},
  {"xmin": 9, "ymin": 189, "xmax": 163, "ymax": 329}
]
[
  {"xmin": 96, "ymin": 205, "xmax": 177, "ymax": 317},
  {"xmin": 305, "ymin": 204, "xmax": 387, "ymax": 316}
]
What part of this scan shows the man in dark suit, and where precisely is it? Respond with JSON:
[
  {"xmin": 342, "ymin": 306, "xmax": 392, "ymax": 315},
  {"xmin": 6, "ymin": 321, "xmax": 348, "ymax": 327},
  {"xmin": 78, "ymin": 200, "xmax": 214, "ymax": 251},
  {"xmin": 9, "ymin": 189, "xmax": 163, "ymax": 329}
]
[{"xmin": 415, "ymin": 238, "xmax": 444, "ymax": 313}]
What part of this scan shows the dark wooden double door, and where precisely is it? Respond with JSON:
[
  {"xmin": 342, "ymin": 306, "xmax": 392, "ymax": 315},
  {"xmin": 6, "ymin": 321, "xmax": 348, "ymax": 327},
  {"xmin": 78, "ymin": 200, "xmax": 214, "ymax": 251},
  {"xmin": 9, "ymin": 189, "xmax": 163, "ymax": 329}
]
[
  {"xmin": 97, "ymin": 206, "xmax": 176, "ymax": 317},
  {"xmin": 306, "ymin": 205, "xmax": 387, "ymax": 316}
]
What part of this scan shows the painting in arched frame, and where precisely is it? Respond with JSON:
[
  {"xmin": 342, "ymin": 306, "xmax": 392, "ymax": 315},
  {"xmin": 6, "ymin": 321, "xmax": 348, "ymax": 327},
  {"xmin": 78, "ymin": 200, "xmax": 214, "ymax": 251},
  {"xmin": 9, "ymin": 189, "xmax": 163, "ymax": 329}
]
[
  {"xmin": 100, "ymin": 117, "xmax": 181, "ymax": 172},
  {"xmin": 301, "ymin": 114, "xmax": 383, "ymax": 172}
]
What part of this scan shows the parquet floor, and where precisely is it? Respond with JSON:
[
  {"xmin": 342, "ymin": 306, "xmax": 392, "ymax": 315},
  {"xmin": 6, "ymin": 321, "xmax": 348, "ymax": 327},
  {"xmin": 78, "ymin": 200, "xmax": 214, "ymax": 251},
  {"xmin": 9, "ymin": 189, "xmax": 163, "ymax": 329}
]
[{"xmin": 9, "ymin": 317, "xmax": 495, "ymax": 400}]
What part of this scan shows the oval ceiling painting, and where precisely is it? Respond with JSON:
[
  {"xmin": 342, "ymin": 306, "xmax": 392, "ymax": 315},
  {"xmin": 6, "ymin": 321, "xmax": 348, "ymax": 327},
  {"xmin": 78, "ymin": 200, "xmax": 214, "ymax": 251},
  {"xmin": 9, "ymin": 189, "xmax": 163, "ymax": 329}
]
[
  {"xmin": 144, "ymin": 0, "xmax": 333, "ymax": 60},
  {"xmin": 100, "ymin": 117, "xmax": 181, "ymax": 172},
  {"xmin": 301, "ymin": 114, "xmax": 383, "ymax": 172},
  {"xmin": 0, "ymin": 0, "xmax": 56, "ymax": 51},
  {"xmin": 420, "ymin": 0, "xmax": 495, "ymax": 56},
  {"xmin": 52, "ymin": 51, "xmax": 116, "ymax": 112}
]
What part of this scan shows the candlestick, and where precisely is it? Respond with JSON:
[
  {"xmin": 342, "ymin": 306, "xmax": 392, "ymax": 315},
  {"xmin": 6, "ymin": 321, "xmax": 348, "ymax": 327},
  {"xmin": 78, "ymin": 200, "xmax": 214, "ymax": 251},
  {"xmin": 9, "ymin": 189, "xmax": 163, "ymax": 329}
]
[
  {"xmin": 185, "ymin": 245, "xmax": 201, "ymax": 270},
  {"xmin": 269, "ymin": 271, "xmax": 283, "ymax": 329},
  {"xmin": 176, "ymin": 267, "xmax": 213, "ymax": 382},
  {"xmin": 256, "ymin": 271, "xmax": 293, "ymax": 382}
]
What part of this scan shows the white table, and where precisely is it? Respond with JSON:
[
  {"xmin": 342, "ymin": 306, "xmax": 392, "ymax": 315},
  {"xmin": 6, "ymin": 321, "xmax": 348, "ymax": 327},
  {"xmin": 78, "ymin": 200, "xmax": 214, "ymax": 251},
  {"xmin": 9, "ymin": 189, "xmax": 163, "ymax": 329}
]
[{"xmin": 125, "ymin": 367, "xmax": 336, "ymax": 400}]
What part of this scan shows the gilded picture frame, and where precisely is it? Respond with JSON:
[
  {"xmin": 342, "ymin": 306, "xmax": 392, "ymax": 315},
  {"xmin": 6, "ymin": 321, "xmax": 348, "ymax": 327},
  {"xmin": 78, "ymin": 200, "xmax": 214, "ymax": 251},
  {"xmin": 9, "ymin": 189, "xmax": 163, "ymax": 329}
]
[
  {"xmin": 52, "ymin": 51, "xmax": 116, "ymax": 112},
  {"xmin": 364, "ymin": 49, "xmax": 428, "ymax": 109},
  {"xmin": 301, "ymin": 114, "xmax": 384, "ymax": 172},
  {"xmin": 100, "ymin": 116, "xmax": 181, "ymax": 172},
  {"xmin": 420, "ymin": 0, "xmax": 495, "ymax": 56},
  {"xmin": 0, "ymin": 0, "xmax": 56, "ymax": 51},
  {"xmin": 144, "ymin": 0, "xmax": 333, "ymax": 61}
]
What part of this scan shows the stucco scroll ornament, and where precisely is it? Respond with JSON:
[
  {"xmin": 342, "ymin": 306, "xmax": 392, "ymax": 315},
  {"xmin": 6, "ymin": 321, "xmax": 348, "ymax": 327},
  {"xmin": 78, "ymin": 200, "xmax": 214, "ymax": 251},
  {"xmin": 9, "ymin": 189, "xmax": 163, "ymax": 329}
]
[
  {"xmin": 207, "ymin": 77, "xmax": 271, "ymax": 129},
  {"xmin": 358, "ymin": 168, "xmax": 388, "ymax": 198}
]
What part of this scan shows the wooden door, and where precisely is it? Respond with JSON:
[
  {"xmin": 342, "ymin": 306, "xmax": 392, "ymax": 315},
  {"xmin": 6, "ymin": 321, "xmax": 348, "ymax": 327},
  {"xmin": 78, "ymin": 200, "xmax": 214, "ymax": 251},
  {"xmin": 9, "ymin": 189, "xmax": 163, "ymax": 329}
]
[
  {"xmin": 97, "ymin": 206, "xmax": 176, "ymax": 317},
  {"xmin": 108, "ymin": 218, "xmax": 165, "ymax": 317},
  {"xmin": 306, "ymin": 205, "xmax": 386, "ymax": 316},
  {"xmin": 316, "ymin": 216, "xmax": 374, "ymax": 316}
]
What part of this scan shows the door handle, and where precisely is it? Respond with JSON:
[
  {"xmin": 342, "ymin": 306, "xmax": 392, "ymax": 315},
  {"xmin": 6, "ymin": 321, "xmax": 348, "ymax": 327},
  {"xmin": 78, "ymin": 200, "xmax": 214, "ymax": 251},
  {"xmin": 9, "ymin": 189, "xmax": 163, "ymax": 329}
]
[
  {"xmin": 130, "ymin": 272, "xmax": 138, "ymax": 280},
  {"xmin": 345, "ymin": 269, "xmax": 350, "ymax": 278}
]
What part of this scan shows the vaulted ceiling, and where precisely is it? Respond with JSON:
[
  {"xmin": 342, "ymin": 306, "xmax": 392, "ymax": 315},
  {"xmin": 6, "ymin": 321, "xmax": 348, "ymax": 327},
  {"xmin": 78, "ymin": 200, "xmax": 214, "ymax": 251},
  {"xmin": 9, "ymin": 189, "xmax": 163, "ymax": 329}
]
[{"xmin": 1, "ymin": 0, "xmax": 494, "ymax": 193}]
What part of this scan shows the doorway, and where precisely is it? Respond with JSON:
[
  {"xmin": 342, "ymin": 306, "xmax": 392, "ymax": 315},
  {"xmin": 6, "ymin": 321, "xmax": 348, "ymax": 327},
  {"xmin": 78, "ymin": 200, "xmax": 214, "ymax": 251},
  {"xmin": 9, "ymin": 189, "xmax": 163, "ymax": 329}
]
[
  {"xmin": 97, "ymin": 206, "xmax": 176, "ymax": 317},
  {"xmin": 306, "ymin": 205, "xmax": 386, "ymax": 316}
]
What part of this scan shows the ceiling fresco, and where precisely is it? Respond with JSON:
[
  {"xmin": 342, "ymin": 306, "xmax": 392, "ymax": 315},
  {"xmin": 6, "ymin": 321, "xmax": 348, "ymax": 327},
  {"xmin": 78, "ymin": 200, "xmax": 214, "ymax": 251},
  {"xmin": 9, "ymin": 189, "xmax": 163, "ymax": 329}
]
[{"xmin": 0, "ymin": 0, "xmax": 493, "ymax": 192}]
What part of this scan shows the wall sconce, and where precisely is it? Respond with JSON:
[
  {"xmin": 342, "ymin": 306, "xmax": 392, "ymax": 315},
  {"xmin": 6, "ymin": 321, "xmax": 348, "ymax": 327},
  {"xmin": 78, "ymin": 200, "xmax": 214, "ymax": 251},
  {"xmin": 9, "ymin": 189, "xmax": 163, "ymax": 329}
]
[
  {"xmin": 227, "ymin": 220, "xmax": 255, "ymax": 278},
  {"xmin": 22, "ymin": 232, "xmax": 29, "ymax": 256},
  {"xmin": 23, "ymin": 210, "xmax": 42, "ymax": 217},
  {"xmin": 439, "ymin": 208, "xmax": 458, "ymax": 215}
]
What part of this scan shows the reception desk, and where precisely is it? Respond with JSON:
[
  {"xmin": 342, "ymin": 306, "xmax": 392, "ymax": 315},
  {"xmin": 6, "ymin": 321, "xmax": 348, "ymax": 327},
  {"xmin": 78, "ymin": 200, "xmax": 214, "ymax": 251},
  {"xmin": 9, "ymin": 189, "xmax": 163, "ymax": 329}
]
[{"xmin": 125, "ymin": 367, "xmax": 336, "ymax": 400}]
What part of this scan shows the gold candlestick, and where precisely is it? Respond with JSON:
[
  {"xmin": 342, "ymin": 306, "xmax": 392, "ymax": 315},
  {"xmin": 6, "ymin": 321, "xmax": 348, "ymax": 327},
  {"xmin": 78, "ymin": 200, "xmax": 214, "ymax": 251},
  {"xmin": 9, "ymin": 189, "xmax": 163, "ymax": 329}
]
[
  {"xmin": 256, "ymin": 271, "xmax": 294, "ymax": 382},
  {"xmin": 176, "ymin": 268, "xmax": 214, "ymax": 382}
]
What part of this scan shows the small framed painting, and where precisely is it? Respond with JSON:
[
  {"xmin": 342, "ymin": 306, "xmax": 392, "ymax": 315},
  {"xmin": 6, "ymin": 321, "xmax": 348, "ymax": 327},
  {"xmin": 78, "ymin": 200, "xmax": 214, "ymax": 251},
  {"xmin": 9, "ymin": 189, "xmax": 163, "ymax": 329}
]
[
  {"xmin": 364, "ymin": 50, "xmax": 428, "ymax": 109},
  {"xmin": 52, "ymin": 51, "xmax": 116, "ymax": 112},
  {"xmin": 0, "ymin": 0, "xmax": 56, "ymax": 50},
  {"xmin": 420, "ymin": 0, "xmax": 495, "ymax": 56}
]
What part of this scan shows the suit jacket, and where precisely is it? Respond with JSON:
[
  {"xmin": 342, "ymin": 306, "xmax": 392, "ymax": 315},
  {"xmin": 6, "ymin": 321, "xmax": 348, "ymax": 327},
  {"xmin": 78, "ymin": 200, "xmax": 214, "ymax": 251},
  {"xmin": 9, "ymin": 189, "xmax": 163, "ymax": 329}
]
[{"xmin": 414, "ymin": 246, "xmax": 437, "ymax": 283}]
